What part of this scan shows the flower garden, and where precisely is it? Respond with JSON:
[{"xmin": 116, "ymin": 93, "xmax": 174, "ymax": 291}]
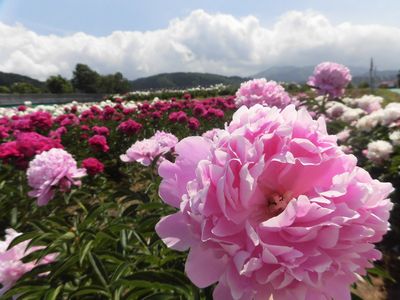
[{"xmin": 0, "ymin": 62, "xmax": 399, "ymax": 299}]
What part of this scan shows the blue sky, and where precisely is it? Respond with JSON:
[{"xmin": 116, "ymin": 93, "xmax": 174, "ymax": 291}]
[
  {"xmin": 1, "ymin": 0, "xmax": 400, "ymax": 36},
  {"xmin": 1, "ymin": 0, "xmax": 400, "ymax": 80}
]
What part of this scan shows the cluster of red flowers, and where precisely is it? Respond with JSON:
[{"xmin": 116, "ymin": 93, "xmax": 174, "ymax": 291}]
[{"xmin": 0, "ymin": 95, "xmax": 236, "ymax": 174}]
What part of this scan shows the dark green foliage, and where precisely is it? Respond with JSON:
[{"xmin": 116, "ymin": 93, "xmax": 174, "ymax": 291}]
[
  {"xmin": 71, "ymin": 64, "xmax": 101, "ymax": 93},
  {"xmin": 46, "ymin": 75, "xmax": 74, "ymax": 94},
  {"xmin": 99, "ymin": 72, "xmax": 130, "ymax": 94},
  {"xmin": 11, "ymin": 82, "xmax": 42, "ymax": 94}
]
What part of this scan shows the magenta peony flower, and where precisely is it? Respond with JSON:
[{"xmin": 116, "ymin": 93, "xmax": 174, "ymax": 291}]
[
  {"xmin": 82, "ymin": 157, "xmax": 104, "ymax": 176},
  {"xmin": 92, "ymin": 126, "xmax": 110, "ymax": 136},
  {"xmin": 0, "ymin": 228, "xmax": 57, "ymax": 295},
  {"xmin": 308, "ymin": 62, "xmax": 352, "ymax": 98},
  {"xmin": 117, "ymin": 119, "xmax": 143, "ymax": 135},
  {"xmin": 27, "ymin": 148, "xmax": 86, "ymax": 206},
  {"xmin": 88, "ymin": 135, "xmax": 109, "ymax": 152},
  {"xmin": 188, "ymin": 117, "xmax": 200, "ymax": 130},
  {"xmin": 156, "ymin": 104, "xmax": 393, "ymax": 300},
  {"xmin": 235, "ymin": 79, "xmax": 292, "ymax": 109}
]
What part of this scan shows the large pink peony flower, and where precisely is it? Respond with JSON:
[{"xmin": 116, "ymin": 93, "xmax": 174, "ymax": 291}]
[
  {"xmin": 156, "ymin": 104, "xmax": 393, "ymax": 300},
  {"xmin": 27, "ymin": 148, "xmax": 86, "ymax": 206},
  {"xmin": 308, "ymin": 62, "xmax": 352, "ymax": 98},
  {"xmin": 235, "ymin": 79, "xmax": 292, "ymax": 109},
  {"xmin": 0, "ymin": 229, "xmax": 56, "ymax": 295}
]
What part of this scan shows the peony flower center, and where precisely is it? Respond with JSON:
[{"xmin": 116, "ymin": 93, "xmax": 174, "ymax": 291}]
[{"xmin": 265, "ymin": 191, "xmax": 293, "ymax": 218}]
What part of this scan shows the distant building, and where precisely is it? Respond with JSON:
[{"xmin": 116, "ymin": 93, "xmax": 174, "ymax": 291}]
[{"xmin": 379, "ymin": 80, "xmax": 397, "ymax": 88}]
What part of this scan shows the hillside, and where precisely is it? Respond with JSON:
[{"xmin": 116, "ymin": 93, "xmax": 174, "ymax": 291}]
[
  {"xmin": 129, "ymin": 72, "xmax": 247, "ymax": 90},
  {"xmin": 0, "ymin": 71, "xmax": 45, "ymax": 88}
]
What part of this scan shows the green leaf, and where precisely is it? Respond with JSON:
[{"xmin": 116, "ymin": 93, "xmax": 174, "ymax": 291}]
[
  {"xmin": 88, "ymin": 251, "xmax": 109, "ymax": 288},
  {"xmin": 44, "ymin": 285, "xmax": 63, "ymax": 300},
  {"xmin": 79, "ymin": 240, "xmax": 94, "ymax": 265}
]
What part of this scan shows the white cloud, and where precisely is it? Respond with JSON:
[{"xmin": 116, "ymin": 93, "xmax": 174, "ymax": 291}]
[{"xmin": 1, "ymin": 9, "xmax": 400, "ymax": 80}]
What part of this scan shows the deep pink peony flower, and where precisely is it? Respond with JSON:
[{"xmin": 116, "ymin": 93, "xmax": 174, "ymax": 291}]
[
  {"xmin": 0, "ymin": 228, "xmax": 57, "ymax": 295},
  {"xmin": 16, "ymin": 132, "xmax": 63, "ymax": 158},
  {"xmin": 0, "ymin": 126, "xmax": 9, "ymax": 139},
  {"xmin": 308, "ymin": 62, "xmax": 352, "ymax": 98},
  {"xmin": 156, "ymin": 104, "xmax": 393, "ymax": 300},
  {"xmin": 17, "ymin": 105, "xmax": 27, "ymax": 112},
  {"xmin": 82, "ymin": 157, "xmax": 104, "ymax": 176},
  {"xmin": 117, "ymin": 119, "xmax": 143, "ymax": 135},
  {"xmin": 92, "ymin": 126, "xmax": 110, "ymax": 136},
  {"xmin": 0, "ymin": 141, "xmax": 21, "ymax": 162},
  {"xmin": 102, "ymin": 106, "xmax": 116, "ymax": 120},
  {"xmin": 27, "ymin": 148, "xmax": 86, "ymax": 206},
  {"xmin": 55, "ymin": 113, "xmax": 80, "ymax": 127},
  {"xmin": 29, "ymin": 111, "xmax": 53, "ymax": 130},
  {"xmin": 188, "ymin": 117, "xmax": 200, "ymax": 130},
  {"xmin": 235, "ymin": 79, "xmax": 292, "ymax": 109},
  {"xmin": 0, "ymin": 132, "xmax": 63, "ymax": 168},
  {"xmin": 88, "ymin": 135, "xmax": 109, "ymax": 152}
]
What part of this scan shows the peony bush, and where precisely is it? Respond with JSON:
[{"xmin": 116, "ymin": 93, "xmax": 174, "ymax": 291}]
[{"xmin": 0, "ymin": 62, "xmax": 399, "ymax": 299}]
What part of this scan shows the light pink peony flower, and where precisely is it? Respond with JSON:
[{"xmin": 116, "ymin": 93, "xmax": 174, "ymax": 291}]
[
  {"xmin": 27, "ymin": 148, "xmax": 86, "ymax": 206},
  {"xmin": 121, "ymin": 131, "xmax": 178, "ymax": 167},
  {"xmin": 150, "ymin": 131, "xmax": 179, "ymax": 152},
  {"xmin": 156, "ymin": 104, "xmax": 393, "ymax": 300},
  {"xmin": 308, "ymin": 62, "xmax": 352, "ymax": 98},
  {"xmin": 120, "ymin": 139, "xmax": 161, "ymax": 166},
  {"xmin": 336, "ymin": 128, "xmax": 351, "ymax": 142},
  {"xmin": 235, "ymin": 79, "xmax": 292, "ymax": 109},
  {"xmin": 0, "ymin": 229, "xmax": 57, "ymax": 295}
]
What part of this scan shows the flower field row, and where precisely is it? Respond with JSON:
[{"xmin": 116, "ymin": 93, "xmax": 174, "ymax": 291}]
[{"xmin": 0, "ymin": 62, "xmax": 399, "ymax": 299}]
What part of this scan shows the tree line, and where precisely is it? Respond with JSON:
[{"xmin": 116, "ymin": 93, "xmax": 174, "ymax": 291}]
[{"xmin": 0, "ymin": 64, "xmax": 131, "ymax": 94}]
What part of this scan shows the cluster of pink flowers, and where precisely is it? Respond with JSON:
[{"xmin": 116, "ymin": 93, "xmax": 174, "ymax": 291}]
[
  {"xmin": 27, "ymin": 148, "xmax": 86, "ymax": 206},
  {"xmin": 0, "ymin": 228, "xmax": 56, "ymax": 295},
  {"xmin": 308, "ymin": 62, "xmax": 352, "ymax": 98},
  {"xmin": 235, "ymin": 79, "xmax": 292, "ymax": 109},
  {"xmin": 0, "ymin": 132, "xmax": 63, "ymax": 169},
  {"xmin": 156, "ymin": 104, "xmax": 392, "ymax": 299},
  {"xmin": 121, "ymin": 131, "xmax": 178, "ymax": 166}
]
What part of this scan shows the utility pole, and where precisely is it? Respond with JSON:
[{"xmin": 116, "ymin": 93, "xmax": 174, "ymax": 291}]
[
  {"xmin": 369, "ymin": 57, "xmax": 375, "ymax": 91},
  {"xmin": 397, "ymin": 70, "xmax": 400, "ymax": 88}
]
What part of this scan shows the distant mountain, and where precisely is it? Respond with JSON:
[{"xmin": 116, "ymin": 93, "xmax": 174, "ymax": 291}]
[
  {"xmin": 254, "ymin": 65, "xmax": 400, "ymax": 84},
  {"xmin": 129, "ymin": 72, "xmax": 247, "ymax": 90},
  {"xmin": 0, "ymin": 71, "xmax": 45, "ymax": 88},
  {"xmin": 254, "ymin": 66, "xmax": 370, "ymax": 83},
  {"xmin": 352, "ymin": 70, "xmax": 398, "ymax": 84}
]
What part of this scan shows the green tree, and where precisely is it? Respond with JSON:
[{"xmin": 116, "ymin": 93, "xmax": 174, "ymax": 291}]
[
  {"xmin": 0, "ymin": 85, "xmax": 10, "ymax": 93},
  {"xmin": 99, "ymin": 72, "xmax": 131, "ymax": 93},
  {"xmin": 11, "ymin": 82, "xmax": 42, "ymax": 94},
  {"xmin": 71, "ymin": 64, "xmax": 100, "ymax": 93},
  {"xmin": 46, "ymin": 75, "xmax": 74, "ymax": 93},
  {"xmin": 358, "ymin": 81, "xmax": 370, "ymax": 88}
]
